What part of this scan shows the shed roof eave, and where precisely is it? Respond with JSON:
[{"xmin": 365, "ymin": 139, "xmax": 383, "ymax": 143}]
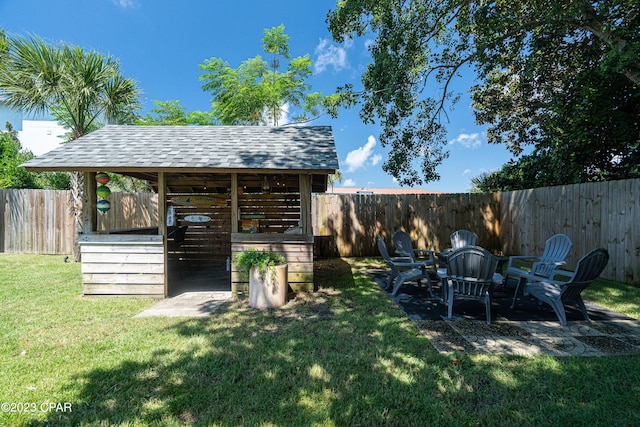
[{"xmin": 22, "ymin": 165, "xmax": 338, "ymax": 175}]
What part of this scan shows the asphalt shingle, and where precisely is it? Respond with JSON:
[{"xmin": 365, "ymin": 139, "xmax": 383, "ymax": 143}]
[{"xmin": 22, "ymin": 125, "xmax": 338, "ymax": 172}]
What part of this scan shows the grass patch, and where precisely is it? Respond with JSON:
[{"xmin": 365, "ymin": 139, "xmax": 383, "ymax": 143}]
[{"xmin": 1, "ymin": 254, "xmax": 639, "ymax": 426}]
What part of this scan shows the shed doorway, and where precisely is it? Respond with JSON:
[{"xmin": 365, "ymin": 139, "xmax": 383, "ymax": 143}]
[{"xmin": 166, "ymin": 173, "xmax": 232, "ymax": 296}]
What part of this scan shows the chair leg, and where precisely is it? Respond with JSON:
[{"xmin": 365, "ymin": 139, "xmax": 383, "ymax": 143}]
[
  {"xmin": 575, "ymin": 297, "xmax": 591, "ymax": 322},
  {"xmin": 391, "ymin": 276, "xmax": 406, "ymax": 296},
  {"xmin": 511, "ymin": 277, "xmax": 527, "ymax": 309},
  {"xmin": 424, "ymin": 274, "xmax": 434, "ymax": 298},
  {"xmin": 547, "ymin": 298, "xmax": 568, "ymax": 326},
  {"xmin": 446, "ymin": 282, "xmax": 454, "ymax": 320},
  {"xmin": 386, "ymin": 269, "xmax": 398, "ymax": 290},
  {"xmin": 485, "ymin": 293, "xmax": 492, "ymax": 325}
]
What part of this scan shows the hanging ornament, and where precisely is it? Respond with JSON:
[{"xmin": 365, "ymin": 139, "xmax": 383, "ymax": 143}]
[
  {"xmin": 96, "ymin": 185, "xmax": 111, "ymax": 199},
  {"xmin": 95, "ymin": 172, "xmax": 110, "ymax": 185},
  {"xmin": 97, "ymin": 199, "xmax": 111, "ymax": 213}
]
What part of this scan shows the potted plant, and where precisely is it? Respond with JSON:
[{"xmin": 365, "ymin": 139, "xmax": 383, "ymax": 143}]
[{"xmin": 235, "ymin": 249, "xmax": 288, "ymax": 308}]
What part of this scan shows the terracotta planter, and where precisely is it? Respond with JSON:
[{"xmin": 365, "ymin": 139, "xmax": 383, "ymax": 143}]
[{"xmin": 248, "ymin": 264, "xmax": 288, "ymax": 308}]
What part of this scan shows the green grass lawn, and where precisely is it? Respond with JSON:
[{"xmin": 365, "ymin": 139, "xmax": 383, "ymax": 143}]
[{"xmin": 1, "ymin": 254, "xmax": 639, "ymax": 426}]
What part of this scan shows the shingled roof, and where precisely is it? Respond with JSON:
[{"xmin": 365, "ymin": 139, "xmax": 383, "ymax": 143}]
[{"xmin": 22, "ymin": 125, "xmax": 338, "ymax": 173}]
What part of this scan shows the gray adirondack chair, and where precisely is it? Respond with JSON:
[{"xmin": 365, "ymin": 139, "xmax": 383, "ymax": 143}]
[
  {"xmin": 444, "ymin": 245, "xmax": 498, "ymax": 324},
  {"xmin": 450, "ymin": 229, "xmax": 477, "ymax": 249},
  {"xmin": 522, "ymin": 248, "xmax": 609, "ymax": 326},
  {"xmin": 392, "ymin": 230, "xmax": 436, "ymax": 271},
  {"xmin": 437, "ymin": 229, "xmax": 478, "ymax": 268},
  {"xmin": 506, "ymin": 233, "xmax": 572, "ymax": 309},
  {"xmin": 377, "ymin": 236, "xmax": 433, "ymax": 297}
]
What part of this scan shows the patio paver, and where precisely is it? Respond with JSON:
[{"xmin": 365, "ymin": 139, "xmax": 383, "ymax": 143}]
[{"xmin": 366, "ymin": 268, "xmax": 640, "ymax": 357}]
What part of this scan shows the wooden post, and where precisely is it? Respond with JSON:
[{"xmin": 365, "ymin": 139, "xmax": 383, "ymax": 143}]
[
  {"xmin": 231, "ymin": 173, "xmax": 239, "ymax": 233},
  {"xmin": 299, "ymin": 174, "xmax": 312, "ymax": 234},
  {"xmin": 157, "ymin": 172, "xmax": 168, "ymax": 297}
]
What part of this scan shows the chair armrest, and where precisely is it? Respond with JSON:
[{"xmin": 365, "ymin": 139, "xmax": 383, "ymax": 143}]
[
  {"xmin": 390, "ymin": 256, "xmax": 413, "ymax": 263},
  {"xmin": 414, "ymin": 249, "xmax": 436, "ymax": 263},
  {"xmin": 414, "ymin": 249, "xmax": 433, "ymax": 255},
  {"xmin": 547, "ymin": 269, "xmax": 574, "ymax": 282},
  {"xmin": 526, "ymin": 270, "xmax": 574, "ymax": 286},
  {"xmin": 536, "ymin": 261, "xmax": 566, "ymax": 266},
  {"xmin": 392, "ymin": 261, "xmax": 429, "ymax": 269},
  {"xmin": 507, "ymin": 255, "xmax": 540, "ymax": 269}
]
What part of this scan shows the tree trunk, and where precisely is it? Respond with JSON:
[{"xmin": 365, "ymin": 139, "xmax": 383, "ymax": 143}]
[{"xmin": 70, "ymin": 171, "xmax": 84, "ymax": 262}]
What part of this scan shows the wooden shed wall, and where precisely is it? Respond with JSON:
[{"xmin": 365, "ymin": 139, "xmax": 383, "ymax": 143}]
[
  {"xmin": 79, "ymin": 234, "xmax": 164, "ymax": 297},
  {"xmin": 230, "ymin": 233, "xmax": 314, "ymax": 298},
  {"xmin": 238, "ymin": 193, "xmax": 301, "ymax": 233}
]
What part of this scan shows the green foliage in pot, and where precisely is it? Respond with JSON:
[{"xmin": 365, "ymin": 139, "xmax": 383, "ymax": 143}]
[{"xmin": 235, "ymin": 249, "xmax": 286, "ymax": 282}]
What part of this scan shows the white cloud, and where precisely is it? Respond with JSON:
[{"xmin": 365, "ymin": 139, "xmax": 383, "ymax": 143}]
[
  {"xmin": 462, "ymin": 169, "xmax": 472, "ymax": 176},
  {"xmin": 449, "ymin": 133, "xmax": 482, "ymax": 149},
  {"xmin": 343, "ymin": 179, "xmax": 357, "ymax": 187},
  {"xmin": 314, "ymin": 38, "xmax": 349, "ymax": 73},
  {"xmin": 364, "ymin": 39, "xmax": 375, "ymax": 51},
  {"xmin": 112, "ymin": 0, "xmax": 138, "ymax": 8},
  {"xmin": 344, "ymin": 135, "xmax": 379, "ymax": 172}
]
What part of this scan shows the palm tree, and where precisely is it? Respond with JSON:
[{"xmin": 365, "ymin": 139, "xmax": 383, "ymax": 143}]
[{"xmin": 0, "ymin": 33, "xmax": 141, "ymax": 260}]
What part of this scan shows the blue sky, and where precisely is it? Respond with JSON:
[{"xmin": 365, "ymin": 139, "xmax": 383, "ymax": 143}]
[{"xmin": 1, "ymin": 0, "xmax": 518, "ymax": 193}]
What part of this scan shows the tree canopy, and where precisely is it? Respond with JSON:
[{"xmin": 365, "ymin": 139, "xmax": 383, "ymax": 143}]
[
  {"xmin": 327, "ymin": 0, "xmax": 640, "ymax": 188},
  {"xmin": 0, "ymin": 31, "xmax": 142, "ymax": 259},
  {"xmin": 199, "ymin": 24, "xmax": 349, "ymax": 126},
  {"xmin": 0, "ymin": 122, "xmax": 37, "ymax": 188},
  {"xmin": 0, "ymin": 122, "xmax": 70, "ymax": 189},
  {"xmin": 0, "ymin": 33, "xmax": 140, "ymax": 140},
  {"xmin": 137, "ymin": 100, "xmax": 217, "ymax": 126}
]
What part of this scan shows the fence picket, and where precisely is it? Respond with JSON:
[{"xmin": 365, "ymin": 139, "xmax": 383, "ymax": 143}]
[{"xmin": 1, "ymin": 180, "xmax": 638, "ymax": 284}]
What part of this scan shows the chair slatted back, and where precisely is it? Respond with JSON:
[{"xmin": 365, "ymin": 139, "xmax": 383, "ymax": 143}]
[
  {"xmin": 450, "ymin": 230, "xmax": 477, "ymax": 249},
  {"xmin": 561, "ymin": 248, "xmax": 609, "ymax": 300},
  {"xmin": 392, "ymin": 230, "xmax": 416, "ymax": 261},
  {"xmin": 377, "ymin": 236, "xmax": 394, "ymax": 266},
  {"xmin": 447, "ymin": 246, "xmax": 497, "ymax": 298},
  {"xmin": 532, "ymin": 233, "xmax": 572, "ymax": 277}
]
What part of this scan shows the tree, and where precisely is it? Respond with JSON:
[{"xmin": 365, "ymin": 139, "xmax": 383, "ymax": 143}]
[
  {"xmin": 0, "ymin": 32, "xmax": 141, "ymax": 259},
  {"xmin": 0, "ymin": 122, "xmax": 37, "ymax": 188},
  {"xmin": 199, "ymin": 24, "xmax": 349, "ymax": 126},
  {"xmin": 137, "ymin": 100, "xmax": 217, "ymax": 126},
  {"xmin": 327, "ymin": 0, "xmax": 640, "ymax": 186},
  {"xmin": 328, "ymin": 170, "xmax": 344, "ymax": 191},
  {"xmin": 0, "ymin": 122, "xmax": 69, "ymax": 189}
]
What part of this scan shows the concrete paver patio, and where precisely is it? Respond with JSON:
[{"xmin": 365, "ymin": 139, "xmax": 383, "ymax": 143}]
[{"xmin": 367, "ymin": 268, "xmax": 640, "ymax": 357}]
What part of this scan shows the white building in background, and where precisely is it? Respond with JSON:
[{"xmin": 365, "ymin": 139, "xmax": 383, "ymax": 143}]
[{"xmin": 0, "ymin": 100, "xmax": 66, "ymax": 155}]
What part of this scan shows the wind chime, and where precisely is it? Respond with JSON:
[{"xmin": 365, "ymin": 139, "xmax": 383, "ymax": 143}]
[{"xmin": 95, "ymin": 172, "xmax": 111, "ymax": 214}]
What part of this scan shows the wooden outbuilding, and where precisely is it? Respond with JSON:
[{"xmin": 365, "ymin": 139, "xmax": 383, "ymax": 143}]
[{"xmin": 23, "ymin": 125, "xmax": 338, "ymax": 298}]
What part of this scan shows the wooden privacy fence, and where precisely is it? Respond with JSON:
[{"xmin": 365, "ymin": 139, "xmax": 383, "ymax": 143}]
[
  {"xmin": 0, "ymin": 190, "xmax": 157, "ymax": 255},
  {"xmin": 500, "ymin": 179, "xmax": 640, "ymax": 285},
  {"xmin": 313, "ymin": 192, "xmax": 501, "ymax": 256},
  {"xmin": 1, "ymin": 179, "xmax": 639, "ymax": 284},
  {"xmin": 0, "ymin": 189, "xmax": 74, "ymax": 254}
]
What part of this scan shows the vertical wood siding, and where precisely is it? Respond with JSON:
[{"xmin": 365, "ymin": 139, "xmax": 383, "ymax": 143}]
[
  {"xmin": 500, "ymin": 179, "xmax": 640, "ymax": 284},
  {"xmin": 313, "ymin": 192, "xmax": 501, "ymax": 256},
  {"xmin": 0, "ymin": 189, "xmax": 74, "ymax": 254},
  {"xmin": 2, "ymin": 179, "xmax": 639, "ymax": 285}
]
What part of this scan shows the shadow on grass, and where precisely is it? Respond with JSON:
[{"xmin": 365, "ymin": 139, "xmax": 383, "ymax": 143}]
[{"xmin": 25, "ymin": 258, "xmax": 640, "ymax": 426}]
